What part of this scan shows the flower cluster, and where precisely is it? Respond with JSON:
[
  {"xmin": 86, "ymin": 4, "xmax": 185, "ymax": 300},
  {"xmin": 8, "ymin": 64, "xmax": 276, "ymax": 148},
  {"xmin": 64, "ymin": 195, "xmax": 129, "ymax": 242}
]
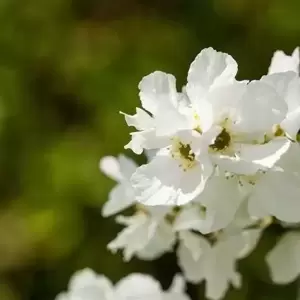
[
  {"xmin": 56, "ymin": 47, "xmax": 300, "ymax": 300},
  {"xmin": 99, "ymin": 154, "xmax": 262, "ymax": 300},
  {"xmin": 56, "ymin": 268, "xmax": 190, "ymax": 300}
]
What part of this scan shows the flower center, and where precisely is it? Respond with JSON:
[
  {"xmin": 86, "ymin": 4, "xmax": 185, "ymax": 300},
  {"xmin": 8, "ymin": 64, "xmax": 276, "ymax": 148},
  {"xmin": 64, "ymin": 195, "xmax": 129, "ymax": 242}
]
[
  {"xmin": 273, "ymin": 124, "xmax": 285, "ymax": 137},
  {"xmin": 171, "ymin": 139, "xmax": 196, "ymax": 171},
  {"xmin": 210, "ymin": 128, "xmax": 231, "ymax": 151},
  {"xmin": 179, "ymin": 143, "xmax": 195, "ymax": 161}
]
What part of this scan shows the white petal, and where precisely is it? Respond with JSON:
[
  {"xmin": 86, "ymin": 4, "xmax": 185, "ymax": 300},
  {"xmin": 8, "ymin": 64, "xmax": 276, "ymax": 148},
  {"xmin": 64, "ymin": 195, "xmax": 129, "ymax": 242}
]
[
  {"xmin": 132, "ymin": 152, "xmax": 213, "ymax": 206},
  {"xmin": 238, "ymin": 229, "xmax": 262, "ymax": 259},
  {"xmin": 138, "ymin": 71, "xmax": 177, "ymax": 114},
  {"xmin": 281, "ymin": 107, "xmax": 300, "ymax": 140},
  {"xmin": 122, "ymin": 108, "xmax": 154, "ymax": 130},
  {"xmin": 266, "ymin": 232, "xmax": 300, "ymax": 284},
  {"xmin": 277, "ymin": 141, "xmax": 300, "ymax": 171},
  {"xmin": 193, "ymin": 99, "xmax": 214, "ymax": 133},
  {"xmin": 238, "ymin": 138, "xmax": 291, "ymax": 169},
  {"xmin": 195, "ymin": 173, "xmax": 244, "ymax": 233},
  {"xmin": 131, "ymin": 154, "xmax": 178, "ymax": 206},
  {"xmin": 168, "ymin": 274, "xmax": 186, "ymax": 294},
  {"xmin": 67, "ymin": 269, "xmax": 113, "ymax": 300},
  {"xmin": 115, "ymin": 273, "xmax": 162, "ymax": 299},
  {"xmin": 205, "ymin": 236, "xmax": 242, "ymax": 300},
  {"xmin": 247, "ymin": 192, "xmax": 270, "ymax": 219},
  {"xmin": 263, "ymin": 74, "xmax": 300, "ymax": 122},
  {"xmin": 163, "ymin": 291, "xmax": 191, "ymax": 300},
  {"xmin": 207, "ymin": 81, "xmax": 247, "ymax": 124},
  {"xmin": 125, "ymin": 130, "xmax": 170, "ymax": 155},
  {"xmin": 261, "ymin": 72, "xmax": 297, "ymax": 100},
  {"xmin": 54, "ymin": 293, "xmax": 67, "ymax": 300},
  {"xmin": 179, "ymin": 230, "xmax": 209, "ymax": 261},
  {"xmin": 163, "ymin": 275, "xmax": 191, "ymax": 300},
  {"xmin": 186, "ymin": 48, "xmax": 238, "ymax": 103},
  {"xmin": 195, "ymin": 126, "xmax": 221, "ymax": 150},
  {"xmin": 118, "ymin": 154, "xmax": 138, "ymax": 179},
  {"xmin": 67, "ymin": 288, "xmax": 104, "ymax": 300},
  {"xmin": 68, "ymin": 268, "xmax": 111, "ymax": 291},
  {"xmin": 248, "ymin": 143, "xmax": 300, "ymax": 222},
  {"xmin": 155, "ymin": 102, "xmax": 191, "ymax": 136},
  {"xmin": 144, "ymin": 149, "xmax": 158, "ymax": 161},
  {"xmin": 249, "ymin": 169, "xmax": 300, "ymax": 223},
  {"xmin": 107, "ymin": 214, "xmax": 156, "ymax": 261},
  {"xmin": 137, "ymin": 218, "xmax": 176, "ymax": 260},
  {"xmin": 177, "ymin": 231, "xmax": 210, "ymax": 283},
  {"xmin": 211, "ymin": 154, "xmax": 262, "ymax": 175},
  {"xmin": 178, "ymin": 232, "xmax": 243, "ymax": 300},
  {"xmin": 230, "ymin": 198, "xmax": 259, "ymax": 229},
  {"xmin": 173, "ymin": 205, "xmax": 210, "ymax": 234},
  {"xmin": 284, "ymin": 76, "xmax": 300, "ymax": 112},
  {"xmin": 101, "ymin": 183, "xmax": 135, "ymax": 217},
  {"xmin": 268, "ymin": 47, "xmax": 300, "ymax": 74},
  {"xmin": 235, "ymin": 80, "xmax": 287, "ymax": 135},
  {"xmin": 177, "ymin": 129, "xmax": 214, "ymax": 153},
  {"xmin": 99, "ymin": 156, "xmax": 122, "ymax": 182},
  {"xmin": 125, "ymin": 132, "xmax": 145, "ymax": 155}
]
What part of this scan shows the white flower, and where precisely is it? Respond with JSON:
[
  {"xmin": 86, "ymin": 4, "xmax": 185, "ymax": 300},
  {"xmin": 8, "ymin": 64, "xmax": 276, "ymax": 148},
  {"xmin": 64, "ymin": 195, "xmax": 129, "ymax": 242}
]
[
  {"xmin": 266, "ymin": 231, "xmax": 300, "ymax": 284},
  {"xmin": 177, "ymin": 231, "xmax": 241, "ymax": 300},
  {"xmin": 171, "ymin": 173, "xmax": 261, "ymax": 234},
  {"xmin": 55, "ymin": 268, "xmax": 113, "ymax": 300},
  {"xmin": 177, "ymin": 229, "xmax": 261, "ymax": 300},
  {"xmin": 261, "ymin": 71, "xmax": 300, "ymax": 141},
  {"xmin": 173, "ymin": 204, "xmax": 213, "ymax": 234},
  {"xmin": 173, "ymin": 172, "xmax": 245, "ymax": 234},
  {"xmin": 268, "ymin": 47, "xmax": 299, "ymax": 75},
  {"xmin": 107, "ymin": 206, "xmax": 176, "ymax": 261},
  {"xmin": 127, "ymin": 62, "xmax": 241, "ymax": 210},
  {"xmin": 130, "ymin": 48, "xmax": 292, "ymax": 208},
  {"xmin": 204, "ymin": 81, "xmax": 289, "ymax": 175},
  {"xmin": 115, "ymin": 272, "xmax": 191, "ymax": 300},
  {"xmin": 248, "ymin": 142, "xmax": 300, "ymax": 223},
  {"xmin": 131, "ymin": 130, "xmax": 214, "ymax": 206},
  {"xmin": 56, "ymin": 268, "xmax": 191, "ymax": 300},
  {"xmin": 264, "ymin": 48, "xmax": 300, "ymax": 140},
  {"xmin": 186, "ymin": 47, "xmax": 289, "ymax": 174},
  {"xmin": 99, "ymin": 155, "xmax": 137, "ymax": 217},
  {"xmin": 123, "ymin": 72, "xmax": 191, "ymax": 155},
  {"xmin": 124, "ymin": 47, "xmax": 239, "ymax": 157},
  {"xmin": 162, "ymin": 274, "xmax": 191, "ymax": 300},
  {"xmin": 186, "ymin": 47, "xmax": 238, "ymax": 101},
  {"xmin": 114, "ymin": 273, "xmax": 162, "ymax": 300}
]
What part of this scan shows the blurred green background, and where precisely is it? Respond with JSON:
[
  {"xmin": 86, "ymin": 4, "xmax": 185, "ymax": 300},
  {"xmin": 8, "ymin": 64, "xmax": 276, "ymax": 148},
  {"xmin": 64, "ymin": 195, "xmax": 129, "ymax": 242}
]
[{"xmin": 0, "ymin": 0, "xmax": 299, "ymax": 299}]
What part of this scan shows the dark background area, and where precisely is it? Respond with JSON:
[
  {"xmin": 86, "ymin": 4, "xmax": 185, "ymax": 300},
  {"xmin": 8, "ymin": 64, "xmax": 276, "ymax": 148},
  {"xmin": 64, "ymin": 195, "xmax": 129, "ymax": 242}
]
[{"xmin": 0, "ymin": 0, "xmax": 299, "ymax": 299}]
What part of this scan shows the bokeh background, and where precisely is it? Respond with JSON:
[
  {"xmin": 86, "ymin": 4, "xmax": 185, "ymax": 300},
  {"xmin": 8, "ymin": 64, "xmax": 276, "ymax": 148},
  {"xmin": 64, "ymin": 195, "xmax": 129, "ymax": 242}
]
[{"xmin": 0, "ymin": 0, "xmax": 299, "ymax": 299}]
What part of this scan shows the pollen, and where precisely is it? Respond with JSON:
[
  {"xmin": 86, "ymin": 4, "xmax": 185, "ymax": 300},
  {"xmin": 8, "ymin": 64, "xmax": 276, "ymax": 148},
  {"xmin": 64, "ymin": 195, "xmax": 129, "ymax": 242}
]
[
  {"xmin": 179, "ymin": 143, "xmax": 195, "ymax": 161},
  {"xmin": 171, "ymin": 138, "xmax": 196, "ymax": 170},
  {"xmin": 210, "ymin": 128, "xmax": 231, "ymax": 151},
  {"xmin": 273, "ymin": 124, "xmax": 285, "ymax": 137}
]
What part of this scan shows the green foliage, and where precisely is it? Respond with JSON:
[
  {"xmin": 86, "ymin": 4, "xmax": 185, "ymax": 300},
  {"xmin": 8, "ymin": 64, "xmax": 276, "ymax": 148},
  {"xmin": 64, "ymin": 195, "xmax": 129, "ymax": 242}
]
[{"xmin": 0, "ymin": 0, "xmax": 298, "ymax": 299}]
